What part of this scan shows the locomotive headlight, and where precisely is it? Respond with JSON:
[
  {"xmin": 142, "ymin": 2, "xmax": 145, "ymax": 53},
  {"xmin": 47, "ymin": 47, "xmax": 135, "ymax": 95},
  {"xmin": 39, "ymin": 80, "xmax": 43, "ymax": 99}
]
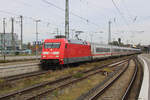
[
  {"xmin": 43, "ymin": 52, "xmax": 49, "ymax": 54},
  {"xmin": 43, "ymin": 55, "xmax": 46, "ymax": 58},
  {"xmin": 52, "ymin": 52, "xmax": 60, "ymax": 55}
]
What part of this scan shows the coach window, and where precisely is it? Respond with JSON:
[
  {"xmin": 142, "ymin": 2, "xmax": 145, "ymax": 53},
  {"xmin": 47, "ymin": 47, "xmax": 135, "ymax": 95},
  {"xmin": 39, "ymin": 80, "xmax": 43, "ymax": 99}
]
[{"xmin": 96, "ymin": 48, "xmax": 110, "ymax": 52}]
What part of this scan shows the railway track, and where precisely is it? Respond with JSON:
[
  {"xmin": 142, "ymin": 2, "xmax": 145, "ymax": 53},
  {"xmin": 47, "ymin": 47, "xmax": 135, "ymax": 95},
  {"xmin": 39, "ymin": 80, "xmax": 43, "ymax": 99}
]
[
  {"xmin": 0, "ymin": 58, "xmax": 130, "ymax": 100},
  {"xmin": 1, "ymin": 56, "xmax": 129, "ymax": 81},
  {"xmin": 77, "ymin": 57, "xmax": 138, "ymax": 100},
  {"xmin": 0, "ymin": 60, "xmax": 40, "ymax": 66},
  {"xmin": 0, "ymin": 56, "xmax": 40, "ymax": 63},
  {"xmin": 3, "ymin": 70, "xmax": 50, "ymax": 82},
  {"xmin": 0, "ymin": 62, "xmax": 40, "ymax": 78}
]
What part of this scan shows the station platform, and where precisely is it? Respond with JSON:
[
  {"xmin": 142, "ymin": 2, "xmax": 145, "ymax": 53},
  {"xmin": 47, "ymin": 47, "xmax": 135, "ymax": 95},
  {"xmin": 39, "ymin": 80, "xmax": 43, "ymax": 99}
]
[
  {"xmin": 138, "ymin": 54, "xmax": 150, "ymax": 100},
  {"xmin": 0, "ymin": 55, "xmax": 40, "ymax": 62}
]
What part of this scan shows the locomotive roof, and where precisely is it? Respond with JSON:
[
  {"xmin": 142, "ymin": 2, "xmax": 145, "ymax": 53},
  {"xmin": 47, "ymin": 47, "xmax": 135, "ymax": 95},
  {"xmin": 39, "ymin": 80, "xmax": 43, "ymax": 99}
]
[
  {"xmin": 44, "ymin": 38, "xmax": 89, "ymax": 45},
  {"xmin": 67, "ymin": 39, "xmax": 88, "ymax": 45}
]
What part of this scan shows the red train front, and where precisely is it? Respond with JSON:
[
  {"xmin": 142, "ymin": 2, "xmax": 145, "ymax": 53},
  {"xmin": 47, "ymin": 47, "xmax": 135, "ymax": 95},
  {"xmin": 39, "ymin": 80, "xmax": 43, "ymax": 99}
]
[{"xmin": 40, "ymin": 38, "xmax": 92, "ymax": 69}]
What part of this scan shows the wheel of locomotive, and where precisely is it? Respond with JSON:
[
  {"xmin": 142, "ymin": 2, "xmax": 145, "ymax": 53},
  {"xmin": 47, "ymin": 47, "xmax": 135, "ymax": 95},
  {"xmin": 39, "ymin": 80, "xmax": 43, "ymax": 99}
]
[
  {"xmin": 40, "ymin": 61, "xmax": 49, "ymax": 70},
  {"xmin": 40, "ymin": 64, "xmax": 48, "ymax": 70}
]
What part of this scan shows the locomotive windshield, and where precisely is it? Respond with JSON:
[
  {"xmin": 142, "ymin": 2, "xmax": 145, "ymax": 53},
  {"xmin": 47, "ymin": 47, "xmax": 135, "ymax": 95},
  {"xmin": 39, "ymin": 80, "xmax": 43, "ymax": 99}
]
[{"xmin": 44, "ymin": 42, "xmax": 60, "ymax": 49}]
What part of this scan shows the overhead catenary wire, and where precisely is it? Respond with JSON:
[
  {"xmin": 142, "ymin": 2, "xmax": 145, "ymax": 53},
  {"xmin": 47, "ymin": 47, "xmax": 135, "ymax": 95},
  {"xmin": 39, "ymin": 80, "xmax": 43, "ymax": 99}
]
[
  {"xmin": 0, "ymin": 10, "xmax": 60, "ymax": 28},
  {"xmin": 121, "ymin": 0, "xmax": 134, "ymax": 22},
  {"xmin": 111, "ymin": 0, "xmax": 130, "ymax": 26},
  {"xmin": 0, "ymin": 0, "xmax": 105, "ymax": 34},
  {"xmin": 0, "ymin": 10, "xmax": 62, "ymax": 42},
  {"xmin": 111, "ymin": 0, "xmax": 138, "ymax": 30},
  {"xmin": 41, "ymin": 0, "xmax": 101, "ymax": 28},
  {"xmin": 13, "ymin": 0, "xmax": 32, "ymax": 7},
  {"xmin": 111, "ymin": 0, "xmax": 137, "ymax": 40}
]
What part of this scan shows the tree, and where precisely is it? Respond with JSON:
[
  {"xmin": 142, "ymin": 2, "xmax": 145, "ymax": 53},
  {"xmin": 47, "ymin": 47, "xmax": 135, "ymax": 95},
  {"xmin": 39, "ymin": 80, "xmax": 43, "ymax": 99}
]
[
  {"xmin": 109, "ymin": 41, "xmax": 119, "ymax": 46},
  {"xmin": 118, "ymin": 38, "xmax": 121, "ymax": 45},
  {"xmin": 27, "ymin": 42, "xmax": 31, "ymax": 49},
  {"xmin": 55, "ymin": 35, "xmax": 66, "ymax": 38}
]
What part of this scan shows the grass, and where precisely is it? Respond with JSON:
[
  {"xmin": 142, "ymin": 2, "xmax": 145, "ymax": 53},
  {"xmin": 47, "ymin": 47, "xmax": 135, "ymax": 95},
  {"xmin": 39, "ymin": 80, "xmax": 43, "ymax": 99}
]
[
  {"xmin": 0, "ymin": 56, "xmax": 130, "ymax": 95},
  {"xmin": 0, "ymin": 79, "xmax": 5, "ymax": 86},
  {"xmin": 50, "ymin": 74, "xmax": 106, "ymax": 100},
  {"xmin": 0, "ymin": 60, "xmax": 9, "ymax": 63},
  {"xmin": 103, "ymin": 68, "xmax": 113, "ymax": 73},
  {"xmin": 73, "ymin": 73, "xmax": 84, "ymax": 78},
  {"xmin": 52, "ymin": 90, "xmax": 59, "ymax": 97},
  {"xmin": 0, "ymin": 79, "xmax": 13, "ymax": 90},
  {"xmin": 0, "ymin": 58, "xmax": 39, "ymax": 63}
]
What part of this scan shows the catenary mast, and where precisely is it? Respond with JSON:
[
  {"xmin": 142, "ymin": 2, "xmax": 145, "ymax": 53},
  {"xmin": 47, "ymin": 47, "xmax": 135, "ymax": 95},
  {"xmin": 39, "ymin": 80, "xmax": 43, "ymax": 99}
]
[{"xmin": 65, "ymin": 0, "xmax": 69, "ymax": 39}]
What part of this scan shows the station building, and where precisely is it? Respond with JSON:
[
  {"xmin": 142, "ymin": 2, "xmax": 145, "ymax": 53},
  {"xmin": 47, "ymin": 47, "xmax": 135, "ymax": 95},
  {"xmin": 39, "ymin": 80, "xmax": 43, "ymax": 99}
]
[{"xmin": 0, "ymin": 33, "xmax": 21, "ymax": 55}]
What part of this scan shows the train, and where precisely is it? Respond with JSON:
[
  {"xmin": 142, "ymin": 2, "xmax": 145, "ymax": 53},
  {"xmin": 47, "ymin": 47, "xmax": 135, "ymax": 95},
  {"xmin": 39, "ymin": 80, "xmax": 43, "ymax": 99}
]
[{"xmin": 40, "ymin": 38, "xmax": 141, "ymax": 69}]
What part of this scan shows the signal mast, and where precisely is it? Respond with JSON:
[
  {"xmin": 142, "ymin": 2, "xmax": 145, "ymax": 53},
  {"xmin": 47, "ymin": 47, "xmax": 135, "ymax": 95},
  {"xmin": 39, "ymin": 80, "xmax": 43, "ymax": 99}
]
[{"xmin": 65, "ymin": 0, "xmax": 69, "ymax": 39}]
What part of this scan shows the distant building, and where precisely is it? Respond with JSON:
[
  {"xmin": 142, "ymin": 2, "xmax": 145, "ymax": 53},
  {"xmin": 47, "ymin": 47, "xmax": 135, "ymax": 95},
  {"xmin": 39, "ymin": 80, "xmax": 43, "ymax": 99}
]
[{"xmin": 0, "ymin": 33, "xmax": 20, "ymax": 54}]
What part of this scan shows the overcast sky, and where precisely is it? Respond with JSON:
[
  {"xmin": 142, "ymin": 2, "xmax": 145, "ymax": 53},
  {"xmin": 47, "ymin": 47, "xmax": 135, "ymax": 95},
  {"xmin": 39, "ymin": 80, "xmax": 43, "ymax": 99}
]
[{"xmin": 0, "ymin": 0, "xmax": 150, "ymax": 45}]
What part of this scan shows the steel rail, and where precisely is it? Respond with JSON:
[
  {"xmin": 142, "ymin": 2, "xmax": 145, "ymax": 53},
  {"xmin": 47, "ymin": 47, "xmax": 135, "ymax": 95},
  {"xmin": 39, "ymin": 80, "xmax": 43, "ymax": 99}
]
[
  {"xmin": 0, "ymin": 58, "xmax": 129, "ymax": 100},
  {"xmin": 3, "ymin": 70, "xmax": 50, "ymax": 81},
  {"xmin": 0, "ymin": 63, "xmax": 39, "ymax": 70},
  {"xmin": 26, "ymin": 60, "xmax": 128, "ymax": 100},
  {"xmin": 0, "ymin": 60, "xmax": 39, "ymax": 66},
  {"xmin": 77, "ymin": 58, "xmax": 131, "ymax": 100},
  {"xmin": 3, "ymin": 58, "xmax": 128, "ymax": 82},
  {"xmin": 121, "ymin": 58, "xmax": 138, "ymax": 100}
]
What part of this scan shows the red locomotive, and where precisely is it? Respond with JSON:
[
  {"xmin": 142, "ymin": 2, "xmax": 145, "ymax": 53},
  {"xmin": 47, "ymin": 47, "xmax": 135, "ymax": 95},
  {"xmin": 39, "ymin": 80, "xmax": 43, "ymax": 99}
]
[
  {"xmin": 41, "ymin": 38, "xmax": 141, "ymax": 69},
  {"xmin": 41, "ymin": 38, "xmax": 92, "ymax": 69}
]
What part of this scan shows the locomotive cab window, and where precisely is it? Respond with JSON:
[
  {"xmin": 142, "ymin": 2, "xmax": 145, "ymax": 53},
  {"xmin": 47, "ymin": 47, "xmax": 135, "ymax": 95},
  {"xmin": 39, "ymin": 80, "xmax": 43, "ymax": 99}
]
[{"xmin": 44, "ymin": 43, "xmax": 60, "ymax": 49}]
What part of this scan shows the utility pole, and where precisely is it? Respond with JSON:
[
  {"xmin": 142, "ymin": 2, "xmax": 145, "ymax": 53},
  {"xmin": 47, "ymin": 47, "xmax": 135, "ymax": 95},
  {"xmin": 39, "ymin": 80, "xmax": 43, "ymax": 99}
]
[
  {"xmin": 11, "ymin": 17, "xmax": 15, "ymax": 55},
  {"xmin": 65, "ymin": 0, "xmax": 69, "ymax": 39},
  {"xmin": 108, "ymin": 21, "xmax": 111, "ymax": 44},
  {"xmin": 1, "ymin": 19, "xmax": 3, "ymax": 56},
  {"xmin": 1, "ymin": 33, "xmax": 2, "ymax": 56},
  {"xmin": 3, "ymin": 18, "xmax": 6, "ymax": 61},
  {"xmin": 35, "ymin": 20, "xmax": 40, "ymax": 59},
  {"xmin": 56, "ymin": 28, "xmax": 59, "ymax": 37},
  {"xmin": 108, "ymin": 20, "xmax": 112, "ymax": 56},
  {"xmin": 20, "ymin": 15, "xmax": 23, "ymax": 50}
]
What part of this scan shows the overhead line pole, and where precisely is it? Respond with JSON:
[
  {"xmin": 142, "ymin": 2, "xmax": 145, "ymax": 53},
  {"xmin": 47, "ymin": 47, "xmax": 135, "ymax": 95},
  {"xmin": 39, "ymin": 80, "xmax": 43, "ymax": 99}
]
[
  {"xmin": 65, "ymin": 0, "xmax": 69, "ymax": 39},
  {"xmin": 1, "ymin": 19, "xmax": 3, "ymax": 56},
  {"xmin": 3, "ymin": 18, "xmax": 6, "ymax": 61},
  {"xmin": 108, "ymin": 20, "xmax": 111, "ymax": 44},
  {"xmin": 20, "ymin": 15, "xmax": 23, "ymax": 50},
  {"xmin": 11, "ymin": 17, "xmax": 15, "ymax": 55},
  {"xmin": 108, "ymin": 20, "xmax": 112, "ymax": 56}
]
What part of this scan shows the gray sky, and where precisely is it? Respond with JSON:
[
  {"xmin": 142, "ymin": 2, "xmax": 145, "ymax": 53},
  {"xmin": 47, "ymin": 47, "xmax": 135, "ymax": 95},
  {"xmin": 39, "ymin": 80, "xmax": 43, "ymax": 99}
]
[{"xmin": 0, "ymin": 0, "xmax": 150, "ymax": 45}]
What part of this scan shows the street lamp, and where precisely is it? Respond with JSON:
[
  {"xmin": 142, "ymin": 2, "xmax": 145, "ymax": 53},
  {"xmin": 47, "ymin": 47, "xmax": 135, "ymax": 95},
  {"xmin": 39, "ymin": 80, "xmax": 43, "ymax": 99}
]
[{"xmin": 35, "ymin": 20, "xmax": 41, "ymax": 59}]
